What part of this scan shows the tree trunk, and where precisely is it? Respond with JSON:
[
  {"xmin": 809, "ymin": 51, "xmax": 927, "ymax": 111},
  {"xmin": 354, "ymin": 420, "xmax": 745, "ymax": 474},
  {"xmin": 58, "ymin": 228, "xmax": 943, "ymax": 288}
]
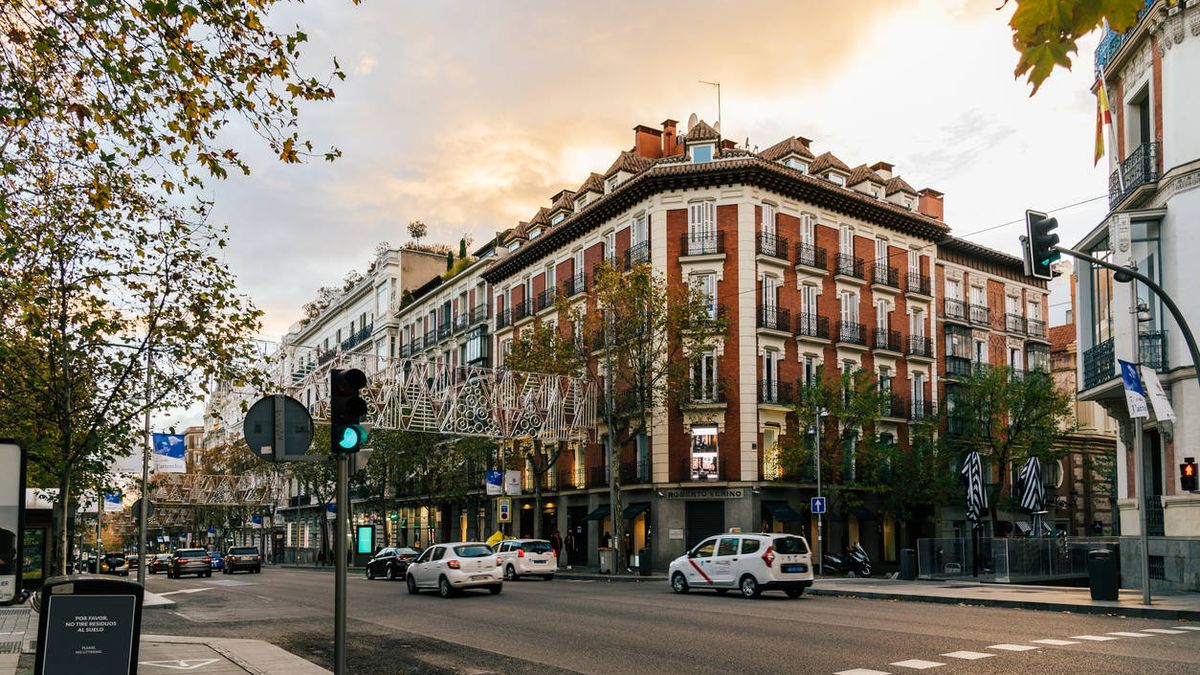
[
  {"xmin": 608, "ymin": 432, "xmax": 625, "ymax": 574},
  {"xmin": 56, "ymin": 470, "xmax": 72, "ymax": 576}
]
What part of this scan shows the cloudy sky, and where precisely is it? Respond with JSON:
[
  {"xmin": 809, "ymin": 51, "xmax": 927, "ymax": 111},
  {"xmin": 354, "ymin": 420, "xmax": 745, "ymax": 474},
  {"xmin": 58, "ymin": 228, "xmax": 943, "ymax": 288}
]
[{"xmin": 204, "ymin": 0, "xmax": 1110, "ymax": 344}]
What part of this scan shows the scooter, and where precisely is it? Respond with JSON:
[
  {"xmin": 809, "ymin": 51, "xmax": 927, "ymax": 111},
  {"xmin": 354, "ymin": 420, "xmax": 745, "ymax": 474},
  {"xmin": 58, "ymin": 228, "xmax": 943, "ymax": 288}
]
[{"xmin": 822, "ymin": 542, "xmax": 872, "ymax": 578}]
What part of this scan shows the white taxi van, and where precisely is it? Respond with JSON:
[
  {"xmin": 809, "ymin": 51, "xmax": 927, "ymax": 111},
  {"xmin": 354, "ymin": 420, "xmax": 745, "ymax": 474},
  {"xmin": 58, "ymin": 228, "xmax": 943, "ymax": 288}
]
[{"xmin": 668, "ymin": 532, "xmax": 814, "ymax": 598}]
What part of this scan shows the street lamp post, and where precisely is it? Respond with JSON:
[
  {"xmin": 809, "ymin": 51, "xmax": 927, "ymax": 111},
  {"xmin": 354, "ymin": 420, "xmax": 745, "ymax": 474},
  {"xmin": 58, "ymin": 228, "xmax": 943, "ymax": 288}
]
[{"xmin": 812, "ymin": 406, "xmax": 827, "ymax": 576}]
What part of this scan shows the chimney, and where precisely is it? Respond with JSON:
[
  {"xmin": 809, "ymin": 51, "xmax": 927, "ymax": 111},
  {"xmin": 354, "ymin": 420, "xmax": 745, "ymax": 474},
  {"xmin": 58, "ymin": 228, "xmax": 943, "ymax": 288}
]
[
  {"xmin": 917, "ymin": 188, "xmax": 944, "ymax": 221},
  {"xmin": 633, "ymin": 124, "xmax": 664, "ymax": 160},
  {"xmin": 661, "ymin": 118, "xmax": 682, "ymax": 156},
  {"xmin": 796, "ymin": 136, "xmax": 813, "ymax": 151},
  {"xmin": 720, "ymin": 139, "xmax": 737, "ymax": 151},
  {"xmin": 869, "ymin": 161, "xmax": 894, "ymax": 180}
]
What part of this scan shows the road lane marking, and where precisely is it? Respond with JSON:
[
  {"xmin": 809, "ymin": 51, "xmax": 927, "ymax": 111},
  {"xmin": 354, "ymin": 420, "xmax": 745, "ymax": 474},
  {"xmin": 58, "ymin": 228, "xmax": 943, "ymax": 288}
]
[
  {"xmin": 1071, "ymin": 635, "xmax": 1119, "ymax": 641},
  {"xmin": 1173, "ymin": 626, "xmax": 1200, "ymax": 631},
  {"xmin": 157, "ymin": 588, "xmax": 214, "ymax": 597},
  {"xmin": 835, "ymin": 670, "xmax": 891, "ymax": 675},
  {"xmin": 889, "ymin": 659, "xmax": 944, "ymax": 669},
  {"xmin": 987, "ymin": 644, "xmax": 1039, "ymax": 651},
  {"xmin": 1031, "ymin": 639, "xmax": 1080, "ymax": 646},
  {"xmin": 940, "ymin": 651, "xmax": 993, "ymax": 660},
  {"xmin": 1108, "ymin": 632, "xmax": 1153, "ymax": 638},
  {"xmin": 139, "ymin": 658, "xmax": 220, "ymax": 670},
  {"xmin": 1141, "ymin": 628, "xmax": 1187, "ymax": 635}
]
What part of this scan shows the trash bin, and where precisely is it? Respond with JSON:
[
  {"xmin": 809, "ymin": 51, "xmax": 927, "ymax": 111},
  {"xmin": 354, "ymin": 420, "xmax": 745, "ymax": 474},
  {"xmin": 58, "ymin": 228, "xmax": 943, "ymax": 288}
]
[
  {"xmin": 35, "ymin": 575, "xmax": 145, "ymax": 675},
  {"xmin": 598, "ymin": 547, "xmax": 612, "ymax": 574},
  {"xmin": 899, "ymin": 548, "xmax": 918, "ymax": 580},
  {"xmin": 639, "ymin": 548, "xmax": 652, "ymax": 577},
  {"xmin": 1087, "ymin": 549, "xmax": 1119, "ymax": 601}
]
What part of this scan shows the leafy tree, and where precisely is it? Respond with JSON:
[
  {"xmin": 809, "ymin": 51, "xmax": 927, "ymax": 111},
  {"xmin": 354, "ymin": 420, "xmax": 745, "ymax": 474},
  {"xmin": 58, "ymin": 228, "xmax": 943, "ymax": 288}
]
[
  {"xmin": 504, "ymin": 309, "xmax": 586, "ymax": 537},
  {"xmin": 946, "ymin": 366, "xmax": 1074, "ymax": 531},
  {"xmin": 574, "ymin": 262, "xmax": 725, "ymax": 572},
  {"xmin": 1007, "ymin": 0, "xmax": 1148, "ymax": 94},
  {"xmin": 408, "ymin": 220, "xmax": 427, "ymax": 246},
  {"xmin": 288, "ymin": 426, "xmax": 338, "ymax": 564},
  {"xmin": 459, "ymin": 238, "xmax": 468, "ymax": 259},
  {"xmin": 446, "ymin": 250, "xmax": 454, "ymax": 270},
  {"xmin": 872, "ymin": 418, "xmax": 960, "ymax": 546}
]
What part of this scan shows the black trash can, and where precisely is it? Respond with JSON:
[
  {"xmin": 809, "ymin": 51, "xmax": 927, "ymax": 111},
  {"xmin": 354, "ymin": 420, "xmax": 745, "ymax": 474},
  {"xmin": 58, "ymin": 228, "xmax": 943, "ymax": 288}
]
[
  {"xmin": 899, "ymin": 548, "xmax": 918, "ymax": 580},
  {"xmin": 35, "ymin": 575, "xmax": 145, "ymax": 675},
  {"xmin": 638, "ymin": 548, "xmax": 652, "ymax": 577},
  {"xmin": 1087, "ymin": 549, "xmax": 1119, "ymax": 601}
]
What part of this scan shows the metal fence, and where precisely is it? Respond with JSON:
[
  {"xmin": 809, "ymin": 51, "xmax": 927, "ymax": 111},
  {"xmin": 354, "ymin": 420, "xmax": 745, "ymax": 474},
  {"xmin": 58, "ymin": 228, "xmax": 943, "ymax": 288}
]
[{"xmin": 917, "ymin": 537, "xmax": 1118, "ymax": 583}]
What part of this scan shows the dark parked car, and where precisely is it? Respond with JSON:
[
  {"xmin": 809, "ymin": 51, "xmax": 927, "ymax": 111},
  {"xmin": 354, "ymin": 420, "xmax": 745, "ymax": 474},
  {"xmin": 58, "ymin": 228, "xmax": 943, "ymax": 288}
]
[
  {"xmin": 168, "ymin": 548, "xmax": 212, "ymax": 578},
  {"xmin": 365, "ymin": 547, "xmax": 420, "ymax": 581},
  {"xmin": 99, "ymin": 553, "xmax": 129, "ymax": 576},
  {"xmin": 223, "ymin": 546, "xmax": 262, "ymax": 574},
  {"xmin": 151, "ymin": 553, "xmax": 172, "ymax": 574}
]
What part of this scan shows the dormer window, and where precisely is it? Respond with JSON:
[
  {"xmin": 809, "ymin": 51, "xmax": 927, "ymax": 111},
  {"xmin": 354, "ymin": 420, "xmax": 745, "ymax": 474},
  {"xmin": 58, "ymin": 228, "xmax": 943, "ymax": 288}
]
[
  {"xmin": 606, "ymin": 176, "xmax": 620, "ymax": 193},
  {"xmin": 784, "ymin": 157, "xmax": 808, "ymax": 173},
  {"xmin": 575, "ymin": 195, "xmax": 589, "ymax": 210},
  {"xmin": 827, "ymin": 173, "xmax": 845, "ymax": 186},
  {"xmin": 529, "ymin": 228, "xmax": 542, "ymax": 239},
  {"xmin": 551, "ymin": 213, "xmax": 565, "ymax": 225},
  {"xmin": 507, "ymin": 241, "xmax": 520, "ymax": 252},
  {"xmin": 904, "ymin": 197, "xmax": 915, "ymax": 210},
  {"xmin": 692, "ymin": 144, "xmax": 714, "ymax": 163}
]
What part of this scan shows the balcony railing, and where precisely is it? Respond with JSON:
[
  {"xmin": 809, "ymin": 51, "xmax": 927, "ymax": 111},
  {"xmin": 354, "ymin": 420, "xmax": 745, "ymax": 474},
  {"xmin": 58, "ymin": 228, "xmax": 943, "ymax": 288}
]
[
  {"xmin": 906, "ymin": 271, "xmax": 931, "ymax": 296},
  {"xmin": 535, "ymin": 286, "xmax": 557, "ymax": 313},
  {"xmin": 470, "ymin": 303, "xmax": 488, "ymax": 325},
  {"xmin": 1005, "ymin": 313, "xmax": 1026, "ymax": 334},
  {"xmin": 684, "ymin": 457, "xmax": 724, "ymax": 482},
  {"xmin": 1082, "ymin": 338, "xmax": 1114, "ymax": 390},
  {"xmin": 756, "ymin": 232, "xmax": 789, "ymax": 261},
  {"xmin": 835, "ymin": 320, "xmax": 867, "ymax": 345},
  {"xmin": 437, "ymin": 321, "xmax": 451, "ymax": 340},
  {"xmin": 1109, "ymin": 142, "xmax": 1160, "ymax": 209},
  {"xmin": 496, "ymin": 308, "xmax": 512, "ymax": 330},
  {"xmin": 1027, "ymin": 318, "xmax": 1047, "ymax": 340},
  {"xmin": 624, "ymin": 241, "xmax": 650, "ymax": 269},
  {"xmin": 907, "ymin": 334, "xmax": 933, "ymax": 358},
  {"xmin": 588, "ymin": 466, "xmax": 610, "ymax": 488},
  {"xmin": 946, "ymin": 355, "xmax": 973, "ymax": 378},
  {"xmin": 423, "ymin": 329, "xmax": 437, "ymax": 346},
  {"xmin": 408, "ymin": 335, "xmax": 423, "ymax": 354},
  {"xmin": 872, "ymin": 263, "xmax": 900, "ymax": 289},
  {"xmin": 759, "ymin": 380, "xmax": 792, "ymax": 405},
  {"xmin": 794, "ymin": 241, "xmax": 827, "ymax": 270},
  {"xmin": 1094, "ymin": 0, "xmax": 1155, "ymax": 75},
  {"xmin": 681, "ymin": 232, "xmax": 724, "ymax": 256},
  {"xmin": 944, "ymin": 298, "xmax": 968, "ymax": 322},
  {"xmin": 687, "ymin": 380, "xmax": 725, "ymax": 405},
  {"xmin": 620, "ymin": 460, "xmax": 651, "ymax": 485},
  {"xmin": 573, "ymin": 467, "xmax": 587, "ymax": 490},
  {"xmin": 969, "ymin": 304, "xmax": 991, "ymax": 326},
  {"xmin": 1140, "ymin": 331, "xmax": 1168, "ymax": 372},
  {"xmin": 513, "ymin": 300, "xmax": 529, "ymax": 322},
  {"xmin": 872, "ymin": 327, "xmax": 901, "ymax": 352},
  {"xmin": 562, "ymin": 271, "xmax": 586, "ymax": 298},
  {"xmin": 881, "ymin": 393, "xmax": 907, "ymax": 419},
  {"xmin": 757, "ymin": 305, "xmax": 791, "ymax": 332},
  {"xmin": 946, "ymin": 415, "xmax": 966, "ymax": 437},
  {"xmin": 795, "ymin": 313, "xmax": 829, "ymax": 340},
  {"xmin": 834, "ymin": 253, "xmax": 865, "ymax": 279},
  {"xmin": 341, "ymin": 323, "xmax": 373, "ymax": 351},
  {"xmin": 909, "ymin": 400, "xmax": 936, "ymax": 421}
]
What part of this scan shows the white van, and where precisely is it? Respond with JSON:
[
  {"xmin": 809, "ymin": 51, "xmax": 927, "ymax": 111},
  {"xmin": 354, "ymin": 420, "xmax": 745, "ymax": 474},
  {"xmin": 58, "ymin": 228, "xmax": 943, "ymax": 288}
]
[{"xmin": 668, "ymin": 532, "xmax": 814, "ymax": 598}]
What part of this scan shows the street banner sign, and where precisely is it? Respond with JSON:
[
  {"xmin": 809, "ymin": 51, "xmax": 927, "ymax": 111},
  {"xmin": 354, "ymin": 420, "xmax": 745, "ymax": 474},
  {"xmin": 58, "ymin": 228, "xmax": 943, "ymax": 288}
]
[
  {"xmin": 151, "ymin": 434, "xmax": 186, "ymax": 473},
  {"xmin": 0, "ymin": 442, "xmax": 25, "ymax": 605},
  {"xmin": 1119, "ymin": 359, "xmax": 1149, "ymax": 419},
  {"xmin": 810, "ymin": 497, "xmax": 826, "ymax": 515},
  {"xmin": 497, "ymin": 497, "xmax": 512, "ymax": 523},
  {"xmin": 1140, "ymin": 365, "xmax": 1176, "ymax": 423},
  {"xmin": 504, "ymin": 470, "xmax": 521, "ymax": 496},
  {"xmin": 485, "ymin": 470, "xmax": 502, "ymax": 495},
  {"xmin": 243, "ymin": 395, "xmax": 315, "ymax": 463}
]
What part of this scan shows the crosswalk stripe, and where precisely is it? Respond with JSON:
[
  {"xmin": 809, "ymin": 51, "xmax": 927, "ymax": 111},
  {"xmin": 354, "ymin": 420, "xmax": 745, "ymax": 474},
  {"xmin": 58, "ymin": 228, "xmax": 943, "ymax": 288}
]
[
  {"xmin": 940, "ymin": 651, "xmax": 993, "ymax": 660},
  {"xmin": 1031, "ymin": 639, "xmax": 1080, "ymax": 646},
  {"xmin": 1141, "ymin": 629, "xmax": 1187, "ymax": 635},
  {"xmin": 1108, "ymin": 632, "xmax": 1154, "ymax": 638},
  {"xmin": 987, "ymin": 644, "xmax": 1039, "ymax": 652},
  {"xmin": 1071, "ymin": 635, "xmax": 1119, "ymax": 641},
  {"xmin": 889, "ymin": 660, "xmax": 944, "ymax": 670}
]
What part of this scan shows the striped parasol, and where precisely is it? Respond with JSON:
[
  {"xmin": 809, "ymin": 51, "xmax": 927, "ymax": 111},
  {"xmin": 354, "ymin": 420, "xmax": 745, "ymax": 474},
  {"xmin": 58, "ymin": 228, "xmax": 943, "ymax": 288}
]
[
  {"xmin": 961, "ymin": 451, "xmax": 988, "ymax": 530},
  {"xmin": 1018, "ymin": 456, "xmax": 1045, "ymax": 514}
]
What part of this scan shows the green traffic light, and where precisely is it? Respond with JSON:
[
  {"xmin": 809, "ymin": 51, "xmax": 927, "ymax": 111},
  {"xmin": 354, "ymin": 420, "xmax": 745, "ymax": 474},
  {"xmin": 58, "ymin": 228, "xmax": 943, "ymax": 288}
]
[{"xmin": 337, "ymin": 424, "xmax": 367, "ymax": 450}]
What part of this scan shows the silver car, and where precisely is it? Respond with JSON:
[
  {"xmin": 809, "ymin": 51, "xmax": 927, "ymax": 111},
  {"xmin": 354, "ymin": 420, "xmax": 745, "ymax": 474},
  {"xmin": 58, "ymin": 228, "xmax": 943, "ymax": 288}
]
[
  {"xmin": 494, "ymin": 539, "xmax": 556, "ymax": 581},
  {"xmin": 405, "ymin": 543, "xmax": 503, "ymax": 598}
]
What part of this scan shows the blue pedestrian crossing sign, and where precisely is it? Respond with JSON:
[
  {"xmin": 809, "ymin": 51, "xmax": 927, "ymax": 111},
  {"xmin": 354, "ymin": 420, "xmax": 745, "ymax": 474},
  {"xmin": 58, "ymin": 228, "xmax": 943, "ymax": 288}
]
[
  {"xmin": 811, "ymin": 497, "xmax": 826, "ymax": 514},
  {"xmin": 497, "ymin": 497, "xmax": 512, "ymax": 523}
]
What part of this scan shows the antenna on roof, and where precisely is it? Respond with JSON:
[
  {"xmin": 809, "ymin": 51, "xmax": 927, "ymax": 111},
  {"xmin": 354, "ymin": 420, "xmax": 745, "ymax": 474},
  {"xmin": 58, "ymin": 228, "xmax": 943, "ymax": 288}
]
[
  {"xmin": 687, "ymin": 113, "xmax": 698, "ymax": 133},
  {"xmin": 698, "ymin": 80, "xmax": 722, "ymax": 136}
]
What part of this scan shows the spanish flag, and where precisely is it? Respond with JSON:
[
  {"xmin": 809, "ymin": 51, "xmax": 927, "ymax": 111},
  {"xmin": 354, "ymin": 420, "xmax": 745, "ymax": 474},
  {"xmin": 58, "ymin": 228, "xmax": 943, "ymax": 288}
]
[{"xmin": 1095, "ymin": 78, "xmax": 1112, "ymax": 166}]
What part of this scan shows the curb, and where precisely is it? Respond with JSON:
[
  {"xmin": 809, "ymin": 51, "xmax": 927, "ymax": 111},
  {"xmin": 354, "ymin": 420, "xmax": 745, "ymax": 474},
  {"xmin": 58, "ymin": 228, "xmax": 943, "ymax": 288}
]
[
  {"xmin": 556, "ymin": 573, "xmax": 667, "ymax": 583},
  {"xmin": 806, "ymin": 587, "xmax": 1200, "ymax": 620}
]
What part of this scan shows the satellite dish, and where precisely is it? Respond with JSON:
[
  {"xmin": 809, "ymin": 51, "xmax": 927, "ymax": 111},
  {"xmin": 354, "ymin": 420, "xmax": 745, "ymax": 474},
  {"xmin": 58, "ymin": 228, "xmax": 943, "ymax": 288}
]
[
  {"xmin": 713, "ymin": 121, "xmax": 721, "ymax": 135},
  {"xmin": 687, "ymin": 113, "xmax": 698, "ymax": 131}
]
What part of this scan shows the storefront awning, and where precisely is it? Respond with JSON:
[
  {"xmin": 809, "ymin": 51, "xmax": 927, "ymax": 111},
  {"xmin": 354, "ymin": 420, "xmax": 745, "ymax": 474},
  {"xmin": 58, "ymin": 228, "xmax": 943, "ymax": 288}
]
[
  {"xmin": 622, "ymin": 503, "xmax": 650, "ymax": 519},
  {"xmin": 585, "ymin": 506, "xmax": 611, "ymax": 520},
  {"xmin": 762, "ymin": 501, "xmax": 805, "ymax": 523}
]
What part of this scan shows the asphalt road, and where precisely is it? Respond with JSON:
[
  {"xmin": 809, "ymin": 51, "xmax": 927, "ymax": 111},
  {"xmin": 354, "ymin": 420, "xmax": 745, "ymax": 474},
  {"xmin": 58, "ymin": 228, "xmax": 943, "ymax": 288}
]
[{"xmin": 142, "ymin": 567, "xmax": 1200, "ymax": 674}]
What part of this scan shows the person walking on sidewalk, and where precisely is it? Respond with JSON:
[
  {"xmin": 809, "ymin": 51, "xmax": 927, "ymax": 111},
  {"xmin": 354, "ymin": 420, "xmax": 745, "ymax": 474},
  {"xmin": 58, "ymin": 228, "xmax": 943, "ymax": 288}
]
[{"xmin": 550, "ymin": 530, "xmax": 563, "ymax": 568}]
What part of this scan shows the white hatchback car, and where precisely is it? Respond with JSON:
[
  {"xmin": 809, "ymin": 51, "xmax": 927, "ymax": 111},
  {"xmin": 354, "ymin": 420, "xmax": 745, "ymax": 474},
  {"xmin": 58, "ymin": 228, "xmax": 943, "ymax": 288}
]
[
  {"xmin": 494, "ymin": 539, "xmax": 557, "ymax": 581},
  {"xmin": 669, "ymin": 532, "xmax": 814, "ymax": 599},
  {"xmin": 405, "ymin": 542, "xmax": 503, "ymax": 598}
]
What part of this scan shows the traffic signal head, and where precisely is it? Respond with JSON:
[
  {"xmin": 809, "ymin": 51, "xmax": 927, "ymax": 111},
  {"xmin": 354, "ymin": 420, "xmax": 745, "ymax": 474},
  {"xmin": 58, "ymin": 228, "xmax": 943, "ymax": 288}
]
[
  {"xmin": 1024, "ymin": 210, "xmax": 1061, "ymax": 280},
  {"xmin": 330, "ymin": 368, "xmax": 369, "ymax": 453},
  {"xmin": 1182, "ymin": 457, "xmax": 1198, "ymax": 492}
]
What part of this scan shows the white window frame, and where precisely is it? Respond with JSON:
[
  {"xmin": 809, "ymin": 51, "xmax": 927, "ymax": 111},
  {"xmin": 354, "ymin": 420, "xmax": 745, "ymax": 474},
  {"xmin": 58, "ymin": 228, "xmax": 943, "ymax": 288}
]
[
  {"xmin": 839, "ymin": 225, "xmax": 854, "ymax": 255},
  {"xmin": 632, "ymin": 212, "xmax": 649, "ymax": 248},
  {"xmin": 692, "ymin": 144, "xmax": 714, "ymax": 163},
  {"xmin": 762, "ymin": 203, "xmax": 777, "ymax": 239},
  {"xmin": 840, "ymin": 291, "xmax": 859, "ymax": 324},
  {"xmin": 945, "ymin": 277, "xmax": 962, "ymax": 301},
  {"xmin": 800, "ymin": 214, "xmax": 815, "ymax": 245},
  {"xmin": 876, "ymin": 300, "xmax": 890, "ymax": 332},
  {"xmin": 828, "ymin": 173, "xmax": 845, "ymax": 186},
  {"xmin": 875, "ymin": 237, "xmax": 888, "ymax": 265},
  {"xmin": 693, "ymin": 273, "xmax": 717, "ymax": 319},
  {"xmin": 606, "ymin": 175, "xmax": 620, "ymax": 193},
  {"xmin": 911, "ymin": 307, "xmax": 926, "ymax": 338}
]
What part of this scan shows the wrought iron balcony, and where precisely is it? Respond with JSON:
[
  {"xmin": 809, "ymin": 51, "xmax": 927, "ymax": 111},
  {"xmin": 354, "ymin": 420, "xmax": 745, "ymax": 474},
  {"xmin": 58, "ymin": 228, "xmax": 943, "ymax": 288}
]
[
  {"xmin": 1027, "ymin": 343, "xmax": 1051, "ymax": 373},
  {"xmin": 835, "ymin": 320, "xmax": 867, "ymax": 346},
  {"xmin": 1082, "ymin": 338, "xmax": 1115, "ymax": 390},
  {"xmin": 872, "ymin": 327, "xmax": 901, "ymax": 352},
  {"xmin": 906, "ymin": 271, "xmax": 931, "ymax": 296},
  {"xmin": 684, "ymin": 457, "xmax": 724, "ymax": 482},
  {"xmin": 795, "ymin": 313, "xmax": 829, "ymax": 340},
  {"xmin": 909, "ymin": 400, "xmax": 936, "ymax": 421},
  {"xmin": 686, "ymin": 379, "xmax": 726, "ymax": 405},
  {"xmin": 681, "ymin": 232, "xmax": 724, "ymax": 256},
  {"xmin": 1140, "ymin": 330, "xmax": 1168, "ymax": 372},
  {"xmin": 562, "ymin": 271, "xmax": 587, "ymax": 297},
  {"xmin": 757, "ymin": 305, "xmax": 791, "ymax": 332},
  {"xmin": 756, "ymin": 232, "xmax": 789, "ymax": 261},
  {"xmin": 620, "ymin": 460, "xmax": 651, "ymax": 485},
  {"xmin": 872, "ymin": 263, "xmax": 900, "ymax": 289},
  {"xmin": 907, "ymin": 334, "xmax": 933, "ymax": 359},
  {"xmin": 588, "ymin": 466, "xmax": 610, "ymax": 488},
  {"xmin": 424, "ymin": 329, "xmax": 437, "ymax": 346},
  {"xmin": 512, "ymin": 300, "xmax": 529, "ymax": 322},
  {"xmin": 1094, "ymin": 0, "xmax": 1154, "ymax": 75},
  {"xmin": 794, "ymin": 241, "xmax": 827, "ymax": 270},
  {"xmin": 408, "ymin": 335, "xmax": 423, "ymax": 354},
  {"xmin": 834, "ymin": 253, "xmax": 865, "ymax": 279},
  {"xmin": 881, "ymin": 393, "xmax": 907, "ymax": 419},
  {"xmin": 969, "ymin": 304, "xmax": 991, "ymax": 326},
  {"xmin": 944, "ymin": 298, "xmax": 968, "ymax": 322},
  {"xmin": 341, "ymin": 323, "xmax": 373, "ymax": 351},
  {"xmin": 317, "ymin": 349, "xmax": 336, "ymax": 365},
  {"xmin": 624, "ymin": 241, "xmax": 650, "ymax": 269},
  {"xmin": 1109, "ymin": 142, "xmax": 1160, "ymax": 209},
  {"xmin": 946, "ymin": 415, "xmax": 965, "ymax": 437},
  {"xmin": 1005, "ymin": 313, "xmax": 1026, "ymax": 334},
  {"xmin": 759, "ymin": 380, "xmax": 792, "ymax": 405},
  {"xmin": 946, "ymin": 355, "xmax": 973, "ymax": 378},
  {"xmin": 470, "ymin": 303, "xmax": 488, "ymax": 325},
  {"xmin": 496, "ymin": 308, "xmax": 512, "ymax": 330},
  {"xmin": 535, "ymin": 286, "xmax": 557, "ymax": 313},
  {"xmin": 1026, "ymin": 318, "xmax": 1047, "ymax": 339},
  {"xmin": 437, "ymin": 321, "xmax": 451, "ymax": 340}
]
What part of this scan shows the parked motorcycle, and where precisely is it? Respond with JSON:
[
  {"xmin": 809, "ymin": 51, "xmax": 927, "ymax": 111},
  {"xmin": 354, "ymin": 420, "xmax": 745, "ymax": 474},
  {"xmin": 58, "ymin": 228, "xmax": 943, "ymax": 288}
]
[{"xmin": 823, "ymin": 542, "xmax": 872, "ymax": 578}]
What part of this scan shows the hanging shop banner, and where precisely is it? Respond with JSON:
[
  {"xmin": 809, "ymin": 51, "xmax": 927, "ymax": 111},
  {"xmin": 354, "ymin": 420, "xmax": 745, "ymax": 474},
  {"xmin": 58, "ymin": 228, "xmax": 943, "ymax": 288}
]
[
  {"xmin": 504, "ymin": 470, "xmax": 521, "ymax": 496},
  {"xmin": 485, "ymin": 470, "xmax": 503, "ymax": 496},
  {"xmin": 150, "ymin": 434, "xmax": 186, "ymax": 473},
  {"xmin": 1118, "ymin": 359, "xmax": 1148, "ymax": 419},
  {"xmin": 0, "ymin": 442, "xmax": 26, "ymax": 605},
  {"xmin": 1139, "ymin": 365, "xmax": 1176, "ymax": 423}
]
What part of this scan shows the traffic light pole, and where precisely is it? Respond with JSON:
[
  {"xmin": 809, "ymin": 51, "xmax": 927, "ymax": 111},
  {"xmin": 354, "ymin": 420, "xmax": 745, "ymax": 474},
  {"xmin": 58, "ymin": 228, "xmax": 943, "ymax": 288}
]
[{"xmin": 334, "ymin": 451, "xmax": 349, "ymax": 675}]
